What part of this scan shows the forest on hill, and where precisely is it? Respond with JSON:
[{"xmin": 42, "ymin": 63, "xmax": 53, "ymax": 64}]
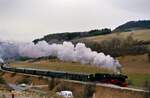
[
  {"xmin": 33, "ymin": 28, "xmax": 111, "ymax": 44},
  {"xmin": 113, "ymin": 20, "xmax": 150, "ymax": 32}
]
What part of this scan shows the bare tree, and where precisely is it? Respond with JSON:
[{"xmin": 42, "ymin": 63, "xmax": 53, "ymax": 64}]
[{"xmin": 83, "ymin": 84, "xmax": 96, "ymax": 98}]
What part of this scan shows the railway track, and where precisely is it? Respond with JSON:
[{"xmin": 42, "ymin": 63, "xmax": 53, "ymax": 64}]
[
  {"xmin": 0, "ymin": 64, "xmax": 147, "ymax": 93},
  {"xmin": 0, "ymin": 63, "xmax": 131, "ymax": 87}
]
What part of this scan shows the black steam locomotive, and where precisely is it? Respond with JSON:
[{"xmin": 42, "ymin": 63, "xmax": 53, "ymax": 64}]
[{"xmin": 0, "ymin": 64, "xmax": 128, "ymax": 87}]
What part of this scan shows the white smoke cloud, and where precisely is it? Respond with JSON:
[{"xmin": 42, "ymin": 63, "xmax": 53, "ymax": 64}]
[
  {"xmin": 0, "ymin": 58, "xmax": 4, "ymax": 63},
  {"xmin": 0, "ymin": 40, "xmax": 121, "ymax": 72}
]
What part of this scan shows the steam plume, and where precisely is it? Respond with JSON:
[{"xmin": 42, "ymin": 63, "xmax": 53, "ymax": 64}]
[{"xmin": 0, "ymin": 41, "xmax": 121, "ymax": 73}]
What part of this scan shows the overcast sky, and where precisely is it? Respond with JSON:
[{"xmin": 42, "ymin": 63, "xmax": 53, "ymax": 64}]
[{"xmin": 0, "ymin": 0, "xmax": 150, "ymax": 42}]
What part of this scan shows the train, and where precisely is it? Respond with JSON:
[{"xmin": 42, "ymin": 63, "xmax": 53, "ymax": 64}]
[{"xmin": 0, "ymin": 64, "xmax": 128, "ymax": 87}]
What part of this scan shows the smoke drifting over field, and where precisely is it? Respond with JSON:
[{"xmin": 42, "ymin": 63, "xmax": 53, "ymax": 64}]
[{"xmin": 0, "ymin": 41, "xmax": 121, "ymax": 72}]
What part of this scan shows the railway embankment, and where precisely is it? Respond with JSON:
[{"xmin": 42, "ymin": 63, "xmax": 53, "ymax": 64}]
[
  {"xmin": 0, "ymin": 71, "xmax": 148, "ymax": 98},
  {"xmin": 62, "ymin": 80, "xmax": 147, "ymax": 98}
]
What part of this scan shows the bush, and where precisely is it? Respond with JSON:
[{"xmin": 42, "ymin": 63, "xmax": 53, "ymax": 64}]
[
  {"xmin": 0, "ymin": 72, "xmax": 5, "ymax": 76},
  {"xmin": 48, "ymin": 78, "xmax": 57, "ymax": 90},
  {"xmin": 0, "ymin": 76, "xmax": 6, "ymax": 84},
  {"xmin": 144, "ymin": 80, "xmax": 150, "ymax": 98},
  {"xmin": 10, "ymin": 72, "xmax": 17, "ymax": 77},
  {"xmin": 16, "ymin": 77, "xmax": 31, "ymax": 84},
  {"xmin": 127, "ymin": 80, "xmax": 133, "ymax": 86},
  {"xmin": 54, "ymin": 81, "xmax": 74, "ymax": 92},
  {"xmin": 83, "ymin": 84, "xmax": 96, "ymax": 98}
]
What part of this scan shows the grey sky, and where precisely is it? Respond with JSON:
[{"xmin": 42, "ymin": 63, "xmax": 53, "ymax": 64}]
[{"xmin": 0, "ymin": 0, "xmax": 150, "ymax": 42}]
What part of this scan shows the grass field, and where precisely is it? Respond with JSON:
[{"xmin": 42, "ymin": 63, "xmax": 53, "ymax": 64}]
[
  {"xmin": 84, "ymin": 29, "xmax": 150, "ymax": 42},
  {"xmin": 10, "ymin": 54, "xmax": 150, "ymax": 87},
  {"xmin": 10, "ymin": 59, "xmax": 110, "ymax": 74},
  {"xmin": 118, "ymin": 54, "xmax": 150, "ymax": 87}
]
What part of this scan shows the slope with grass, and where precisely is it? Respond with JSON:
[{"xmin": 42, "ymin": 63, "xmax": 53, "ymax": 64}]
[
  {"xmin": 10, "ymin": 59, "xmax": 110, "ymax": 74},
  {"xmin": 118, "ymin": 54, "xmax": 150, "ymax": 87},
  {"xmin": 84, "ymin": 29, "xmax": 150, "ymax": 42}
]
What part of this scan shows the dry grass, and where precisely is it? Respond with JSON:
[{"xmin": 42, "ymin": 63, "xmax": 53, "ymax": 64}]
[
  {"xmin": 1, "ymin": 72, "xmax": 48, "ymax": 85},
  {"xmin": 84, "ymin": 29, "xmax": 150, "ymax": 42},
  {"xmin": 118, "ymin": 54, "xmax": 150, "ymax": 87},
  {"xmin": 10, "ymin": 59, "xmax": 110, "ymax": 74},
  {"xmin": 119, "ymin": 54, "xmax": 150, "ymax": 75}
]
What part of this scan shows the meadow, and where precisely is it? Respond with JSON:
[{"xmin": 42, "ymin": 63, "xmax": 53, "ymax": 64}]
[{"xmin": 84, "ymin": 29, "xmax": 150, "ymax": 42}]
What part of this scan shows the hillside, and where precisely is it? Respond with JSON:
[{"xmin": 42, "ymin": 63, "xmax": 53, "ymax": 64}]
[
  {"xmin": 32, "ymin": 29, "xmax": 150, "ymax": 57},
  {"xmin": 79, "ymin": 29, "xmax": 150, "ymax": 57},
  {"xmin": 33, "ymin": 28, "xmax": 111, "ymax": 44},
  {"xmin": 33, "ymin": 20, "xmax": 150, "ymax": 44},
  {"xmin": 84, "ymin": 29, "xmax": 150, "ymax": 42},
  {"xmin": 113, "ymin": 20, "xmax": 150, "ymax": 32},
  {"xmin": 32, "ymin": 22, "xmax": 150, "ymax": 57}
]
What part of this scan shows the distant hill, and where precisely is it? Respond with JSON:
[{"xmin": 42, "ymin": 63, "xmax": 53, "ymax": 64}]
[
  {"xmin": 34, "ymin": 20, "xmax": 150, "ymax": 44},
  {"xmin": 113, "ymin": 20, "xmax": 150, "ymax": 32},
  {"xmin": 85, "ymin": 29, "xmax": 150, "ymax": 43},
  {"xmin": 33, "ymin": 28, "xmax": 111, "ymax": 44}
]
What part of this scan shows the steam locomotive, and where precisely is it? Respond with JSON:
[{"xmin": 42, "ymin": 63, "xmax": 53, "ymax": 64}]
[{"xmin": 0, "ymin": 64, "xmax": 128, "ymax": 87}]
